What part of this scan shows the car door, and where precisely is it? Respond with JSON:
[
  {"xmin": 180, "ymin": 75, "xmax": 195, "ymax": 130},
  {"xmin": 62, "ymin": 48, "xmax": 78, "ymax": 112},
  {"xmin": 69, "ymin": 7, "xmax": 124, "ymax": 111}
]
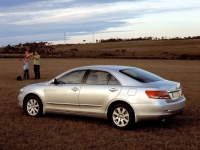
[
  {"xmin": 44, "ymin": 70, "xmax": 86, "ymax": 113},
  {"xmin": 79, "ymin": 70, "xmax": 122, "ymax": 115}
]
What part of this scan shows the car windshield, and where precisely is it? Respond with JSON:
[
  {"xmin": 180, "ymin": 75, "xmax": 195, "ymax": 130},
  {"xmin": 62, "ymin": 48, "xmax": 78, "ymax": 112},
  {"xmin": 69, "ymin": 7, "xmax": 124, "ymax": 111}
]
[{"xmin": 120, "ymin": 68, "xmax": 164, "ymax": 83}]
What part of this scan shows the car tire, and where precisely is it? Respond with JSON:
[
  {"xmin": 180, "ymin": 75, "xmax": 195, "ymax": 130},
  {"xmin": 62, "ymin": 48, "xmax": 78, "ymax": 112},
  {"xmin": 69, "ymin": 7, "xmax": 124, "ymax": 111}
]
[
  {"xmin": 24, "ymin": 95, "xmax": 43, "ymax": 117},
  {"xmin": 109, "ymin": 103, "xmax": 134, "ymax": 129}
]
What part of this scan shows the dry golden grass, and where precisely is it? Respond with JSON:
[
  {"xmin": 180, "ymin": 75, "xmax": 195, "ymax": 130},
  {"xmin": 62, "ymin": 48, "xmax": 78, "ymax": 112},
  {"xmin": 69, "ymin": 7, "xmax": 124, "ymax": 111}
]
[
  {"xmin": 0, "ymin": 58, "xmax": 200, "ymax": 150},
  {"xmin": 52, "ymin": 39, "xmax": 200, "ymax": 59},
  {"xmin": 1, "ymin": 39, "xmax": 200, "ymax": 59}
]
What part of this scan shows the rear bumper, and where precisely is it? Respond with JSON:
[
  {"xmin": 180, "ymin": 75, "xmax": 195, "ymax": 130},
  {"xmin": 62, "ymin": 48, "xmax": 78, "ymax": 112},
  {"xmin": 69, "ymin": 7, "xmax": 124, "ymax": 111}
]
[{"xmin": 132, "ymin": 95, "xmax": 186, "ymax": 122}]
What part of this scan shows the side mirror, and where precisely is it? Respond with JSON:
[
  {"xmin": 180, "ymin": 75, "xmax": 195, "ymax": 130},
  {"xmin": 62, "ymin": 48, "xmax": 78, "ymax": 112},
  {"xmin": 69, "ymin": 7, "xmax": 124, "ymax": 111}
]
[{"xmin": 54, "ymin": 78, "xmax": 58, "ymax": 84}]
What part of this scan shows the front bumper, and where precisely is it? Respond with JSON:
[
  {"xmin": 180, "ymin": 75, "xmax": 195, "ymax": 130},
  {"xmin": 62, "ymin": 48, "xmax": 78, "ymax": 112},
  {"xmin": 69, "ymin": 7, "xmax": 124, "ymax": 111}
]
[{"xmin": 18, "ymin": 94, "xmax": 24, "ymax": 109}]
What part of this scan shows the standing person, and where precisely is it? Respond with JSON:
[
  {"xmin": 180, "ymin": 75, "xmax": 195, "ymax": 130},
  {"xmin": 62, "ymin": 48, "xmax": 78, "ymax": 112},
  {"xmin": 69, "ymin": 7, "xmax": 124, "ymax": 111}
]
[
  {"xmin": 33, "ymin": 51, "xmax": 40, "ymax": 79},
  {"xmin": 23, "ymin": 57, "xmax": 29, "ymax": 80}
]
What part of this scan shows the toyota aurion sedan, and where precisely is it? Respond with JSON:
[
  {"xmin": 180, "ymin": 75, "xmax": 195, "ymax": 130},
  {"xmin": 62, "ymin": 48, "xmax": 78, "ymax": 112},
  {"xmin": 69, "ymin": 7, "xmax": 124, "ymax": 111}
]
[{"xmin": 18, "ymin": 65, "xmax": 186, "ymax": 129}]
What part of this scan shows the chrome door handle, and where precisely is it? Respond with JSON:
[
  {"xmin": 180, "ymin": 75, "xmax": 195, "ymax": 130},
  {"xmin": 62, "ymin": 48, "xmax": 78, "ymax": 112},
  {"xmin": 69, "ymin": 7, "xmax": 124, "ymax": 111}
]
[
  {"xmin": 71, "ymin": 87, "xmax": 79, "ymax": 92},
  {"xmin": 109, "ymin": 88, "xmax": 118, "ymax": 92}
]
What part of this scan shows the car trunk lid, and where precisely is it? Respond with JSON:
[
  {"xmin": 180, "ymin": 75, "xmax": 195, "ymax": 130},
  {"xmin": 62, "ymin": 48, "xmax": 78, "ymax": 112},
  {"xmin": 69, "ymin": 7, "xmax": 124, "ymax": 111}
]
[{"xmin": 144, "ymin": 80, "xmax": 182, "ymax": 101}]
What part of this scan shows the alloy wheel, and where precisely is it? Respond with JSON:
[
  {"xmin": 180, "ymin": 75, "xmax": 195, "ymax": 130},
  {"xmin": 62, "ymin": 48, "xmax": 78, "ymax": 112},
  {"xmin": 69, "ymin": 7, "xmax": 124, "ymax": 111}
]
[
  {"xmin": 112, "ymin": 107, "xmax": 130, "ymax": 127},
  {"xmin": 26, "ymin": 99, "xmax": 40, "ymax": 116}
]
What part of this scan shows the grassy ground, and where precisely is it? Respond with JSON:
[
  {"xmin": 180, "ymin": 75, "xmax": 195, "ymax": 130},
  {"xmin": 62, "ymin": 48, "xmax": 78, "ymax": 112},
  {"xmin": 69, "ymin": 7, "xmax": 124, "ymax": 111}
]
[{"xmin": 0, "ymin": 58, "xmax": 199, "ymax": 150}]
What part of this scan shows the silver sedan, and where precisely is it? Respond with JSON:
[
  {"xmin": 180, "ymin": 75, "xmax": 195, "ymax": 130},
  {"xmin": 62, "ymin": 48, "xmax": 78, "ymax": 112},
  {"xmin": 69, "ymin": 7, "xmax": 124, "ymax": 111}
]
[{"xmin": 18, "ymin": 65, "xmax": 186, "ymax": 129}]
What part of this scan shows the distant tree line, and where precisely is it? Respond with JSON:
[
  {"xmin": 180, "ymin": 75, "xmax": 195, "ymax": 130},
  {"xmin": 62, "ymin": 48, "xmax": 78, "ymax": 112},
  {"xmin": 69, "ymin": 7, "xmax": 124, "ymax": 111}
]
[
  {"xmin": 1, "ymin": 36, "xmax": 200, "ymax": 54},
  {"xmin": 2, "ymin": 42, "xmax": 55, "ymax": 55},
  {"xmin": 99, "ymin": 36, "xmax": 200, "ymax": 43}
]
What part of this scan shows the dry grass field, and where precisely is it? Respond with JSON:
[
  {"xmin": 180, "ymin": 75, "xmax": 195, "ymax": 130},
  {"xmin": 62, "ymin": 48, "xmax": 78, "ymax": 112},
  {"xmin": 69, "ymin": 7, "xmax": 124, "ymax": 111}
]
[
  {"xmin": 1, "ymin": 39, "xmax": 200, "ymax": 59},
  {"xmin": 49, "ymin": 39, "xmax": 200, "ymax": 59},
  {"xmin": 0, "ymin": 58, "xmax": 200, "ymax": 150}
]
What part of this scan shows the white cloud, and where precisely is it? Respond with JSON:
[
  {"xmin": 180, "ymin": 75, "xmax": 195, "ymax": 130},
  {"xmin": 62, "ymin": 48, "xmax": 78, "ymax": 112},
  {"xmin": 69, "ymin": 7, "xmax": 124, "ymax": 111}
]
[{"xmin": 0, "ymin": 0, "xmax": 200, "ymax": 45}]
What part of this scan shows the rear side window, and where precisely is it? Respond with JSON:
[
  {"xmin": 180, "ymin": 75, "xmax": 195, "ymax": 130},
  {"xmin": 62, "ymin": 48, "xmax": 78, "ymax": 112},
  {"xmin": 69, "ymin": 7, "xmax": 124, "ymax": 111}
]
[
  {"xmin": 86, "ymin": 70, "xmax": 120, "ymax": 85},
  {"xmin": 120, "ymin": 68, "xmax": 164, "ymax": 83}
]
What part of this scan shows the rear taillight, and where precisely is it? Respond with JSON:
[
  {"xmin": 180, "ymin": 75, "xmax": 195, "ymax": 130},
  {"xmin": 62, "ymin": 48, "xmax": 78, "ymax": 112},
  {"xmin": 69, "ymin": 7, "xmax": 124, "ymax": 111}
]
[{"xmin": 145, "ymin": 91, "xmax": 171, "ymax": 99}]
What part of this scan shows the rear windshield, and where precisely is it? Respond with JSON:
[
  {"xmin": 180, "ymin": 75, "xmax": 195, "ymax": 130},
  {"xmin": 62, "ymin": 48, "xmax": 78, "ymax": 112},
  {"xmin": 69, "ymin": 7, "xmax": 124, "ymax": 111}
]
[{"xmin": 120, "ymin": 68, "xmax": 164, "ymax": 83}]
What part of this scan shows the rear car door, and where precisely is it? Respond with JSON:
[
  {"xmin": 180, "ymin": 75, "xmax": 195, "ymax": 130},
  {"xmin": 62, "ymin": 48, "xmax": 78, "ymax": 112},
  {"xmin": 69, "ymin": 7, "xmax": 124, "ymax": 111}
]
[{"xmin": 79, "ymin": 70, "xmax": 122, "ymax": 115}]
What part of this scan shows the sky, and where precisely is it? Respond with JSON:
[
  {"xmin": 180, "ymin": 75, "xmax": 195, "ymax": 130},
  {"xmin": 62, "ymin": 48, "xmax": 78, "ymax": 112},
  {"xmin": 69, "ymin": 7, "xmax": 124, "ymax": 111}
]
[{"xmin": 0, "ymin": 0, "xmax": 200, "ymax": 46}]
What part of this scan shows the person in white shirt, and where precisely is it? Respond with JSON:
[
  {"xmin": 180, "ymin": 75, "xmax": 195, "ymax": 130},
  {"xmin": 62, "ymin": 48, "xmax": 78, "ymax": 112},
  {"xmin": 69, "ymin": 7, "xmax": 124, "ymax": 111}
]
[{"xmin": 23, "ymin": 58, "xmax": 29, "ymax": 80}]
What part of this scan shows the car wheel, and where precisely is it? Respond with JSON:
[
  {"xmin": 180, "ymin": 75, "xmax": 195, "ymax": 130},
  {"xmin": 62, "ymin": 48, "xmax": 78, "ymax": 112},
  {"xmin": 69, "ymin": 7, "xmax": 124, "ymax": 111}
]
[
  {"xmin": 109, "ymin": 103, "xmax": 134, "ymax": 129},
  {"xmin": 25, "ymin": 96, "xmax": 43, "ymax": 117}
]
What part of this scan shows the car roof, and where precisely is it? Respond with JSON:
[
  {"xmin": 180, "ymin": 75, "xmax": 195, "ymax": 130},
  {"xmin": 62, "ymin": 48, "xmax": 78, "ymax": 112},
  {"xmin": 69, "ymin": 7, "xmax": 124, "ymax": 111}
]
[
  {"xmin": 74, "ymin": 65, "xmax": 136, "ymax": 71},
  {"xmin": 51, "ymin": 65, "xmax": 145, "ymax": 86}
]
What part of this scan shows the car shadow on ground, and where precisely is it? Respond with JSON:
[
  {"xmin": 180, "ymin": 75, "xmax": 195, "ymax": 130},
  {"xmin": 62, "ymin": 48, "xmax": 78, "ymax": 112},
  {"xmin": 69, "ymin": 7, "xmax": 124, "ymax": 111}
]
[{"xmin": 42, "ymin": 113, "xmax": 186, "ymax": 130}]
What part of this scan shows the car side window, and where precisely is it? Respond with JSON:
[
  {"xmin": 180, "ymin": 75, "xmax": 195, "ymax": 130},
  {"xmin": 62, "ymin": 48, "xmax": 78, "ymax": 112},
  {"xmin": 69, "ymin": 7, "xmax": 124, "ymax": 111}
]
[
  {"xmin": 86, "ymin": 70, "xmax": 120, "ymax": 85},
  {"xmin": 58, "ymin": 70, "xmax": 86, "ymax": 84},
  {"xmin": 107, "ymin": 74, "xmax": 121, "ymax": 85}
]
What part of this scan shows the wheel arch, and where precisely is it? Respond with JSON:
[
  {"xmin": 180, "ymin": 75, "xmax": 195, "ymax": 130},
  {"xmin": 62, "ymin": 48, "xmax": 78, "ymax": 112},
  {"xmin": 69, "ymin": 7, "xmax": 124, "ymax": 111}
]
[
  {"xmin": 23, "ymin": 93, "xmax": 43, "ymax": 111},
  {"xmin": 107, "ymin": 100, "xmax": 135, "ymax": 120}
]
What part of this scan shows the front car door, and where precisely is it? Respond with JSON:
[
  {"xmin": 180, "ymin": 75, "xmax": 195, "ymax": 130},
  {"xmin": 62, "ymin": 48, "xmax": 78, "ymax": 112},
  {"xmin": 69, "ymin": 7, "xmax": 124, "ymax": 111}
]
[
  {"xmin": 79, "ymin": 70, "xmax": 122, "ymax": 115},
  {"xmin": 44, "ymin": 70, "xmax": 86, "ymax": 113}
]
